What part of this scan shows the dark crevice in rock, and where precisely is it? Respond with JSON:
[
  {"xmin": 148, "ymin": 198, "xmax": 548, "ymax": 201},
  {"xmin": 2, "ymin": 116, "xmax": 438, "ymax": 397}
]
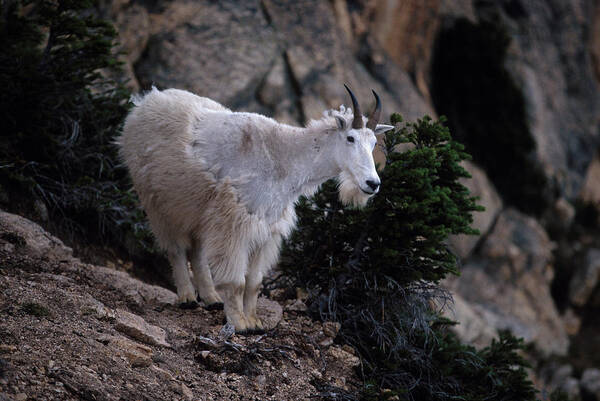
[
  {"xmin": 227, "ymin": 70, "xmax": 276, "ymax": 111},
  {"xmin": 470, "ymin": 206, "xmax": 505, "ymax": 258},
  {"xmin": 356, "ymin": 38, "xmax": 394, "ymax": 94},
  {"xmin": 502, "ymin": 0, "xmax": 529, "ymax": 19},
  {"xmin": 282, "ymin": 52, "xmax": 306, "ymax": 126},
  {"xmin": 431, "ymin": 18, "xmax": 552, "ymax": 216},
  {"xmin": 133, "ymin": 35, "xmax": 158, "ymax": 91},
  {"xmin": 259, "ymin": 0, "xmax": 273, "ymax": 26},
  {"xmin": 136, "ymin": 0, "xmax": 171, "ymax": 14}
]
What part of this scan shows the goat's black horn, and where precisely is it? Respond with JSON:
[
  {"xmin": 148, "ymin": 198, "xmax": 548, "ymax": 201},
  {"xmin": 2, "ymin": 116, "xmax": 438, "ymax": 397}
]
[
  {"xmin": 366, "ymin": 90, "xmax": 381, "ymax": 130},
  {"xmin": 344, "ymin": 84, "xmax": 363, "ymax": 129}
]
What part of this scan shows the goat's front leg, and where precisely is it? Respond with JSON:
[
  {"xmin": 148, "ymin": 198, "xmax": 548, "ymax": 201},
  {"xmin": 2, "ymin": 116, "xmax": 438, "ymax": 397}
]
[
  {"xmin": 210, "ymin": 245, "xmax": 250, "ymax": 333},
  {"xmin": 244, "ymin": 234, "xmax": 282, "ymax": 332},
  {"xmin": 218, "ymin": 278, "xmax": 247, "ymax": 332}
]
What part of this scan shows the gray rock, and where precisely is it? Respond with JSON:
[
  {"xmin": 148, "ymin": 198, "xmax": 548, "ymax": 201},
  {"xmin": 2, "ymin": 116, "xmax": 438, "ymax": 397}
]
[
  {"xmin": 495, "ymin": 0, "xmax": 600, "ymax": 199},
  {"xmin": 581, "ymin": 368, "xmax": 600, "ymax": 400},
  {"xmin": 359, "ymin": 0, "xmax": 442, "ymax": 103},
  {"xmin": 262, "ymin": 0, "xmax": 429, "ymax": 124},
  {"xmin": 84, "ymin": 264, "xmax": 177, "ymax": 307},
  {"xmin": 374, "ymin": 0, "xmax": 600, "ymax": 199},
  {"xmin": 445, "ymin": 208, "xmax": 568, "ymax": 356},
  {"xmin": 257, "ymin": 58, "xmax": 301, "ymax": 125},
  {"xmin": 180, "ymin": 383, "xmax": 193, "ymax": 401},
  {"xmin": 114, "ymin": 309, "xmax": 170, "ymax": 347},
  {"xmin": 364, "ymin": 0, "xmax": 600, "ymax": 200},
  {"xmin": 442, "ymin": 291, "xmax": 498, "ymax": 349},
  {"xmin": 126, "ymin": 0, "xmax": 435, "ymax": 144},
  {"xmin": 569, "ymin": 248, "xmax": 600, "ymax": 307},
  {"xmin": 0, "ymin": 210, "xmax": 73, "ymax": 261},
  {"xmin": 97, "ymin": 334, "xmax": 154, "ymax": 368},
  {"xmin": 356, "ymin": 37, "xmax": 437, "ymax": 123},
  {"xmin": 113, "ymin": 4, "xmax": 150, "ymax": 64},
  {"xmin": 81, "ymin": 298, "xmax": 116, "ymax": 322},
  {"xmin": 135, "ymin": 1, "xmax": 279, "ymax": 108},
  {"xmin": 448, "ymin": 161, "xmax": 503, "ymax": 260},
  {"xmin": 257, "ymin": 297, "xmax": 283, "ymax": 331}
]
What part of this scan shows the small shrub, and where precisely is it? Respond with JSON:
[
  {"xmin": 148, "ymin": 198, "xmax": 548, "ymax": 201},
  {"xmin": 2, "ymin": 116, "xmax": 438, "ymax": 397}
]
[
  {"xmin": 280, "ymin": 115, "xmax": 536, "ymax": 400},
  {"xmin": 0, "ymin": 0, "xmax": 155, "ymax": 261}
]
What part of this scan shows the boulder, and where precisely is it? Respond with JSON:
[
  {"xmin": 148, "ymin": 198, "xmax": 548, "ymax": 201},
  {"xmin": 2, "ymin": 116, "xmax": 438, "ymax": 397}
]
[
  {"xmin": 83, "ymin": 264, "xmax": 178, "ymax": 307},
  {"xmin": 97, "ymin": 334, "xmax": 154, "ymax": 368},
  {"xmin": 0, "ymin": 210, "xmax": 72, "ymax": 261},
  {"xmin": 114, "ymin": 309, "xmax": 171, "ymax": 348},
  {"xmin": 445, "ymin": 208, "xmax": 568, "ymax": 356},
  {"xmin": 256, "ymin": 296, "xmax": 283, "ymax": 330}
]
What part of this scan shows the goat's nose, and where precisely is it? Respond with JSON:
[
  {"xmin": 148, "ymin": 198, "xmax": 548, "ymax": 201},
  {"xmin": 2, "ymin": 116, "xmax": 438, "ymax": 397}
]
[{"xmin": 366, "ymin": 180, "xmax": 380, "ymax": 191}]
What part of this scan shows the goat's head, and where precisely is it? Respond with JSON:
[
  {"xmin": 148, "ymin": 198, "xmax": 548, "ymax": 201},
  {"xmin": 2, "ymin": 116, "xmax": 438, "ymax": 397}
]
[{"xmin": 328, "ymin": 85, "xmax": 393, "ymax": 207}]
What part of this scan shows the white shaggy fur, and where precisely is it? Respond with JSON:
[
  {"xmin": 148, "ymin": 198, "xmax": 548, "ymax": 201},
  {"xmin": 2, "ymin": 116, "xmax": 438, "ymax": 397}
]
[{"xmin": 118, "ymin": 87, "xmax": 392, "ymax": 332}]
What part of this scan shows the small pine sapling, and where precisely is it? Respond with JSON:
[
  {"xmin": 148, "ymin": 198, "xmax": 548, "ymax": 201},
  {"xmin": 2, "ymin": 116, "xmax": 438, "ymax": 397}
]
[{"xmin": 280, "ymin": 115, "xmax": 537, "ymax": 400}]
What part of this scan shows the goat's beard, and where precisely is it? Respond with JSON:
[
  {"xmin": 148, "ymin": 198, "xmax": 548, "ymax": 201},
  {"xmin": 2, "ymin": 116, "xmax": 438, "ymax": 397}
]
[{"xmin": 337, "ymin": 171, "xmax": 372, "ymax": 208}]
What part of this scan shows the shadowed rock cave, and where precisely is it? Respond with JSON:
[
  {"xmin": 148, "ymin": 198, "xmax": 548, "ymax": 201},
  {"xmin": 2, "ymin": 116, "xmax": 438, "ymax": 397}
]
[{"xmin": 431, "ymin": 18, "xmax": 551, "ymax": 216}]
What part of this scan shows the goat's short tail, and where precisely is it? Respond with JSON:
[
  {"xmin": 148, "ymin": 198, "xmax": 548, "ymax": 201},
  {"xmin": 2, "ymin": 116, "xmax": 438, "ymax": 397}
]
[{"xmin": 129, "ymin": 86, "xmax": 159, "ymax": 107}]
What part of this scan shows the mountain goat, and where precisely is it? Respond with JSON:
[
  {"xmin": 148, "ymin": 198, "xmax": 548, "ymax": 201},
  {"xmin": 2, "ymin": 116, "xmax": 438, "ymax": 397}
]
[{"xmin": 119, "ymin": 85, "xmax": 393, "ymax": 333}]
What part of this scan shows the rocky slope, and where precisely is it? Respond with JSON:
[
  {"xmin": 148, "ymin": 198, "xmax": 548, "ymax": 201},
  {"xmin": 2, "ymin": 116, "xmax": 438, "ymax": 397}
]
[
  {"xmin": 97, "ymin": 0, "xmax": 600, "ymax": 397},
  {"xmin": 0, "ymin": 210, "xmax": 360, "ymax": 400}
]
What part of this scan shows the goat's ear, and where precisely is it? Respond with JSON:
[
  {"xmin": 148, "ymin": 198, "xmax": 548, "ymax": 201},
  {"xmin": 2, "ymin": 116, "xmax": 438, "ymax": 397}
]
[
  {"xmin": 335, "ymin": 116, "xmax": 346, "ymax": 131},
  {"xmin": 374, "ymin": 124, "xmax": 394, "ymax": 136}
]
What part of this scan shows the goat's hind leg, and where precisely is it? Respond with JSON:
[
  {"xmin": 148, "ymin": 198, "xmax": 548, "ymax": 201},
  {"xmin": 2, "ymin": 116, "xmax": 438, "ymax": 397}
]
[
  {"xmin": 168, "ymin": 245, "xmax": 198, "ymax": 309},
  {"xmin": 244, "ymin": 234, "xmax": 282, "ymax": 332},
  {"xmin": 190, "ymin": 240, "xmax": 223, "ymax": 310}
]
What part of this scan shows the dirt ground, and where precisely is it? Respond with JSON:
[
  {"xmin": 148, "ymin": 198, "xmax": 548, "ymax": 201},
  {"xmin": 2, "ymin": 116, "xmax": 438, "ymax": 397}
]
[{"xmin": 0, "ymin": 210, "xmax": 360, "ymax": 400}]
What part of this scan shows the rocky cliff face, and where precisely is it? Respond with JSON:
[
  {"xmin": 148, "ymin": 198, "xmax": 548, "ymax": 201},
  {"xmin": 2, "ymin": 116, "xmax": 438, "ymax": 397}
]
[{"xmin": 100, "ymin": 0, "xmax": 600, "ymax": 396}]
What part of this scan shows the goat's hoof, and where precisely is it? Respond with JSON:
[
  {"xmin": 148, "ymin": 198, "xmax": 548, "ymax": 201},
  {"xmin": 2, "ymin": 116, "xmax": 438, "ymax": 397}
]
[
  {"xmin": 248, "ymin": 327, "xmax": 266, "ymax": 335},
  {"xmin": 236, "ymin": 328, "xmax": 265, "ymax": 336},
  {"xmin": 178, "ymin": 301, "xmax": 199, "ymax": 310},
  {"xmin": 203, "ymin": 302, "xmax": 224, "ymax": 311}
]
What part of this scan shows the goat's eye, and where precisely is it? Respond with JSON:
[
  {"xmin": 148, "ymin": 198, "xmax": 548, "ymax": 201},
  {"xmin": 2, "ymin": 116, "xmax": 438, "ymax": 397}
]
[{"xmin": 346, "ymin": 136, "xmax": 355, "ymax": 143}]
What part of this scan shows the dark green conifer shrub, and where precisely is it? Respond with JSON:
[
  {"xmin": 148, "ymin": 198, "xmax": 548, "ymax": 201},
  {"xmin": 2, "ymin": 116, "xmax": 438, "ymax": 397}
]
[
  {"xmin": 280, "ymin": 115, "xmax": 537, "ymax": 400},
  {"xmin": 0, "ymin": 0, "xmax": 153, "ymax": 254}
]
